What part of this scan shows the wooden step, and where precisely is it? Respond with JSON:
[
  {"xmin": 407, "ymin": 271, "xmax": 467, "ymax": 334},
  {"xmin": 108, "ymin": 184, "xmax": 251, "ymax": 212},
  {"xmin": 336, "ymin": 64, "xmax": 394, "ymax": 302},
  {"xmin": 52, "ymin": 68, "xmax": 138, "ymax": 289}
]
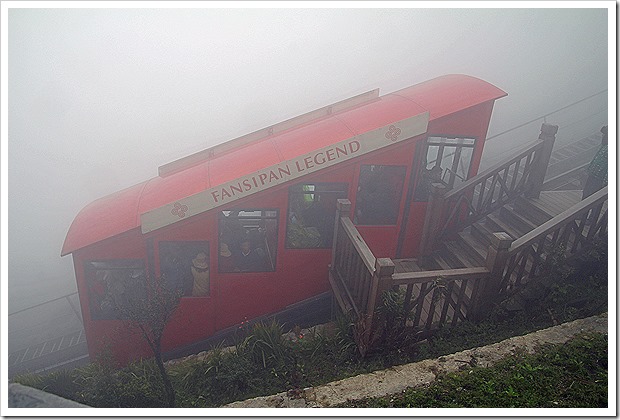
[
  {"xmin": 514, "ymin": 196, "xmax": 570, "ymax": 225},
  {"xmin": 393, "ymin": 258, "xmax": 424, "ymax": 274},
  {"xmin": 514, "ymin": 196, "xmax": 554, "ymax": 225},
  {"xmin": 456, "ymin": 228, "xmax": 487, "ymax": 265},
  {"xmin": 470, "ymin": 220, "xmax": 495, "ymax": 247},
  {"xmin": 430, "ymin": 251, "xmax": 457, "ymax": 270},
  {"xmin": 499, "ymin": 204, "xmax": 540, "ymax": 233},
  {"xmin": 484, "ymin": 213, "xmax": 523, "ymax": 240},
  {"xmin": 443, "ymin": 241, "xmax": 483, "ymax": 268},
  {"xmin": 416, "ymin": 254, "xmax": 442, "ymax": 271}
]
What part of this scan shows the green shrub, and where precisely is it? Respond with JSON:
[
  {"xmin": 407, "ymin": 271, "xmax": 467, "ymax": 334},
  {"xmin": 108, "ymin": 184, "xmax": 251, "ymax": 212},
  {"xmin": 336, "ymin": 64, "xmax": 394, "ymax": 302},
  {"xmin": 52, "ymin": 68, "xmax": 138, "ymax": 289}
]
[{"xmin": 247, "ymin": 319, "xmax": 287, "ymax": 368}]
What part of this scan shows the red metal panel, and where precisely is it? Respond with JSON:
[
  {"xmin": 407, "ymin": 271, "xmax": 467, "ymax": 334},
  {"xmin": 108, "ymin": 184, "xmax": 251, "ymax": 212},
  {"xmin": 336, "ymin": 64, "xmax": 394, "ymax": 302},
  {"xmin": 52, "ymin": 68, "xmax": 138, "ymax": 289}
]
[
  {"xmin": 334, "ymin": 94, "xmax": 427, "ymax": 135},
  {"xmin": 273, "ymin": 117, "xmax": 355, "ymax": 160},
  {"xmin": 61, "ymin": 183, "xmax": 146, "ymax": 256},
  {"xmin": 393, "ymin": 74, "xmax": 507, "ymax": 120},
  {"xmin": 208, "ymin": 139, "xmax": 282, "ymax": 186},
  {"xmin": 138, "ymin": 162, "xmax": 210, "ymax": 214}
]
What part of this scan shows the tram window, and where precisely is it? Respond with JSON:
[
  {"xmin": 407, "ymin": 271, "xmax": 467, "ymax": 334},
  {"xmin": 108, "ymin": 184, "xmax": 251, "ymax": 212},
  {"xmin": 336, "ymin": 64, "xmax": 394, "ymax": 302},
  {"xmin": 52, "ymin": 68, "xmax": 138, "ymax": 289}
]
[
  {"xmin": 414, "ymin": 136, "xmax": 476, "ymax": 201},
  {"xmin": 219, "ymin": 209, "xmax": 279, "ymax": 272},
  {"xmin": 85, "ymin": 260, "xmax": 146, "ymax": 320},
  {"xmin": 354, "ymin": 165, "xmax": 406, "ymax": 225},
  {"xmin": 286, "ymin": 183, "xmax": 348, "ymax": 249},
  {"xmin": 159, "ymin": 241, "xmax": 210, "ymax": 297}
]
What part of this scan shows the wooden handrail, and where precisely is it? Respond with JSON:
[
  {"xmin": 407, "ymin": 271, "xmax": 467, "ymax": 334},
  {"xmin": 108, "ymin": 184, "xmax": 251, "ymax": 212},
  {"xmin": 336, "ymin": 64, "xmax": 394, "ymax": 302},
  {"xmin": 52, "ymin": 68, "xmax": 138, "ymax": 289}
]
[
  {"xmin": 392, "ymin": 267, "xmax": 490, "ymax": 285},
  {"xmin": 541, "ymin": 162, "xmax": 589, "ymax": 190},
  {"xmin": 339, "ymin": 216, "xmax": 377, "ymax": 273},
  {"xmin": 509, "ymin": 187, "xmax": 608, "ymax": 254},
  {"xmin": 444, "ymin": 139, "xmax": 544, "ymax": 200}
]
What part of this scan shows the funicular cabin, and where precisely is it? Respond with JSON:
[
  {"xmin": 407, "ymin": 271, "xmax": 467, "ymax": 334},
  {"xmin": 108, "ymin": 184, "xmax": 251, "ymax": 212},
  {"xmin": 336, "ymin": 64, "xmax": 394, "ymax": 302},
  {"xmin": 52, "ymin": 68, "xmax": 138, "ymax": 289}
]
[{"xmin": 61, "ymin": 74, "xmax": 507, "ymax": 364}]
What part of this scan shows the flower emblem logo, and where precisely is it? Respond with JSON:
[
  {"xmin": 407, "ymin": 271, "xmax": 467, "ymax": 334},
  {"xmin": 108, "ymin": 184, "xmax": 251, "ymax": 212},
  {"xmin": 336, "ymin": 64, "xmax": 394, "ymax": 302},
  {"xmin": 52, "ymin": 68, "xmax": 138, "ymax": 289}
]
[
  {"xmin": 385, "ymin": 125, "xmax": 402, "ymax": 142},
  {"xmin": 171, "ymin": 202, "xmax": 188, "ymax": 218}
]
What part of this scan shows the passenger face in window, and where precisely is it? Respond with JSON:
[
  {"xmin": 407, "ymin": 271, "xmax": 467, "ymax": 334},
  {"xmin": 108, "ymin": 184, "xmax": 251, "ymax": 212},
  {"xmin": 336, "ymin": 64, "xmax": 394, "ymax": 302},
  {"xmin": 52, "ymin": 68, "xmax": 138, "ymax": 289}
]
[
  {"xmin": 235, "ymin": 239, "xmax": 265, "ymax": 272},
  {"xmin": 218, "ymin": 209, "xmax": 278, "ymax": 272}
]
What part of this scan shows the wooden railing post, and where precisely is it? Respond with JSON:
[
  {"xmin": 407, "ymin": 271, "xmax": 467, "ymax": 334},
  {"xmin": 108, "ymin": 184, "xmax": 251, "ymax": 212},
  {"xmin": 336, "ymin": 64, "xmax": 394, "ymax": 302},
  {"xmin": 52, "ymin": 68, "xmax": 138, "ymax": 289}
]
[
  {"xmin": 359, "ymin": 257, "xmax": 395, "ymax": 356},
  {"xmin": 475, "ymin": 232, "xmax": 513, "ymax": 320},
  {"xmin": 367, "ymin": 258, "xmax": 395, "ymax": 317},
  {"xmin": 331, "ymin": 199, "xmax": 351, "ymax": 268},
  {"xmin": 419, "ymin": 183, "xmax": 448, "ymax": 256},
  {"xmin": 528, "ymin": 123, "xmax": 558, "ymax": 198}
]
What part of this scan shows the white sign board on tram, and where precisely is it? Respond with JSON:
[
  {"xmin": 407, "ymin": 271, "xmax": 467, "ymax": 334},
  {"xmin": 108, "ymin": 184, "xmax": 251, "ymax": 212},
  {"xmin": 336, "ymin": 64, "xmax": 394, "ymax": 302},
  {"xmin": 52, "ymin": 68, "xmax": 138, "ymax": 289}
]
[{"xmin": 141, "ymin": 112, "xmax": 429, "ymax": 234}]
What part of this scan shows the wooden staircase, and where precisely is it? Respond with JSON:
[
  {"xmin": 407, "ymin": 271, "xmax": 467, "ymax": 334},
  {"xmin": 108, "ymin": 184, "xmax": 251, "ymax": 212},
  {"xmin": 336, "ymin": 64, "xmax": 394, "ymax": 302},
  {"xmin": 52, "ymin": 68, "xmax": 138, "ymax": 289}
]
[
  {"xmin": 393, "ymin": 190, "xmax": 589, "ymax": 313},
  {"xmin": 409, "ymin": 190, "xmax": 584, "ymax": 272}
]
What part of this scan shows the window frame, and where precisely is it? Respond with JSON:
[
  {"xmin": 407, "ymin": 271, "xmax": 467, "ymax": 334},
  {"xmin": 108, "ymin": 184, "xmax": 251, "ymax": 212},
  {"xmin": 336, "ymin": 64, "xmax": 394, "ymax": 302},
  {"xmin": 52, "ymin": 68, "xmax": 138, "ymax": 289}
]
[
  {"xmin": 413, "ymin": 135, "xmax": 477, "ymax": 202},
  {"xmin": 285, "ymin": 182, "xmax": 349, "ymax": 249},
  {"xmin": 158, "ymin": 240, "xmax": 211, "ymax": 298},
  {"xmin": 354, "ymin": 164, "xmax": 407, "ymax": 226},
  {"xmin": 84, "ymin": 259, "xmax": 146, "ymax": 320},
  {"xmin": 218, "ymin": 208, "xmax": 280, "ymax": 273}
]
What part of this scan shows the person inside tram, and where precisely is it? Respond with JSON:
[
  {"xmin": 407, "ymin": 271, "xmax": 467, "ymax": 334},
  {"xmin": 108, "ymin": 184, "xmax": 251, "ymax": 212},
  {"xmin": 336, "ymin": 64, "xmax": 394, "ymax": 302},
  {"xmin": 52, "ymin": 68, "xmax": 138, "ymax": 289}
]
[
  {"xmin": 415, "ymin": 163, "xmax": 443, "ymax": 201},
  {"xmin": 234, "ymin": 238, "xmax": 266, "ymax": 272},
  {"xmin": 190, "ymin": 252, "xmax": 210, "ymax": 296},
  {"xmin": 219, "ymin": 242, "xmax": 235, "ymax": 272},
  {"xmin": 220, "ymin": 210, "xmax": 246, "ymax": 254}
]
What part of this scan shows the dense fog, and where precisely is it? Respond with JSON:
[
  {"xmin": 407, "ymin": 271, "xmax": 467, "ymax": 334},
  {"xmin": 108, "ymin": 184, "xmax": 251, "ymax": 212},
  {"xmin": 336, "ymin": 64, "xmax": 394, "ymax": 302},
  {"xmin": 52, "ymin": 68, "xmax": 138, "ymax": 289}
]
[{"xmin": 5, "ymin": 6, "xmax": 609, "ymax": 320}]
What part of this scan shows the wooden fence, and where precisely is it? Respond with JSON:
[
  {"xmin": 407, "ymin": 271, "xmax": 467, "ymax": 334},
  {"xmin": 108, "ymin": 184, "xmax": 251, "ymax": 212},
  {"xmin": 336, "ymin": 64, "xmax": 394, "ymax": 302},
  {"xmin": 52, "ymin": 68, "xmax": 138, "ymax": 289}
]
[
  {"xmin": 391, "ymin": 267, "xmax": 490, "ymax": 331},
  {"xmin": 498, "ymin": 186, "xmax": 608, "ymax": 294},
  {"xmin": 329, "ymin": 199, "xmax": 503, "ymax": 355}
]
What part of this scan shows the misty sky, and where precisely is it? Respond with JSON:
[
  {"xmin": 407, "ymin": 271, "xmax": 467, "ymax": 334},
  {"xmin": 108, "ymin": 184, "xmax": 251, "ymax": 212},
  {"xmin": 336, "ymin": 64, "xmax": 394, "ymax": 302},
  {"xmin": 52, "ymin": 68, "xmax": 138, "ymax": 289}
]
[{"xmin": 4, "ymin": 4, "xmax": 611, "ymax": 312}]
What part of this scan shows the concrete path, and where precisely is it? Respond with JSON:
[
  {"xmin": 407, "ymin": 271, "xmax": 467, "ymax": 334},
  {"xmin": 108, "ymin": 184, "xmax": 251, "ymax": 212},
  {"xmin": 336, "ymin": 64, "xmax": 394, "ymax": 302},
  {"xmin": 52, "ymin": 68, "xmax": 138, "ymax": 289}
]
[
  {"xmin": 8, "ymin": 383, "xmax": 89, "ymax": 408},
  {"xmin": 224, "ymin": 313, "xmax": 608, "ymax": 408}
]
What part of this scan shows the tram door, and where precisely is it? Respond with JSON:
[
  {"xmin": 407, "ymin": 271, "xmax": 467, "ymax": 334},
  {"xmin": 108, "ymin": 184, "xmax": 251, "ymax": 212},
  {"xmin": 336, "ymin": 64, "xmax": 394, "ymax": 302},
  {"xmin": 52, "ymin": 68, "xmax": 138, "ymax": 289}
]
[{"xmin": 397, "ymin": 136, "xmax": 477, "ymax": 257}]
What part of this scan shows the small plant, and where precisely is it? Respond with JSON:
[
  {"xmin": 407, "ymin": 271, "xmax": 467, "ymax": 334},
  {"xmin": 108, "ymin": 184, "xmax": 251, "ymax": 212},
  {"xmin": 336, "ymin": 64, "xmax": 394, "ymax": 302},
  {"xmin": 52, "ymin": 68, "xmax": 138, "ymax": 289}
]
[
  {"xmin": 247, "ymin": 319, "xmax": 287, "ymax": 368},
  {"xmin": 333, "ymin": 314, "xmax": 357, "ymax": 356},
  {"xmin": 541, "ymin": 244, "xmax": 574, "ymax": 282}
]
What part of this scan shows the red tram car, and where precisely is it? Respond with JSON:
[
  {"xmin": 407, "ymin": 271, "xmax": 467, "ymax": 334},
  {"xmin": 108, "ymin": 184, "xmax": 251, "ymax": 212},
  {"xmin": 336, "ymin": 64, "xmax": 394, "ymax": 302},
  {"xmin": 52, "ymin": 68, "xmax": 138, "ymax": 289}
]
[{"xmin": 62, "ymin": 74, "xmax": 507, "ymax": 364}]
